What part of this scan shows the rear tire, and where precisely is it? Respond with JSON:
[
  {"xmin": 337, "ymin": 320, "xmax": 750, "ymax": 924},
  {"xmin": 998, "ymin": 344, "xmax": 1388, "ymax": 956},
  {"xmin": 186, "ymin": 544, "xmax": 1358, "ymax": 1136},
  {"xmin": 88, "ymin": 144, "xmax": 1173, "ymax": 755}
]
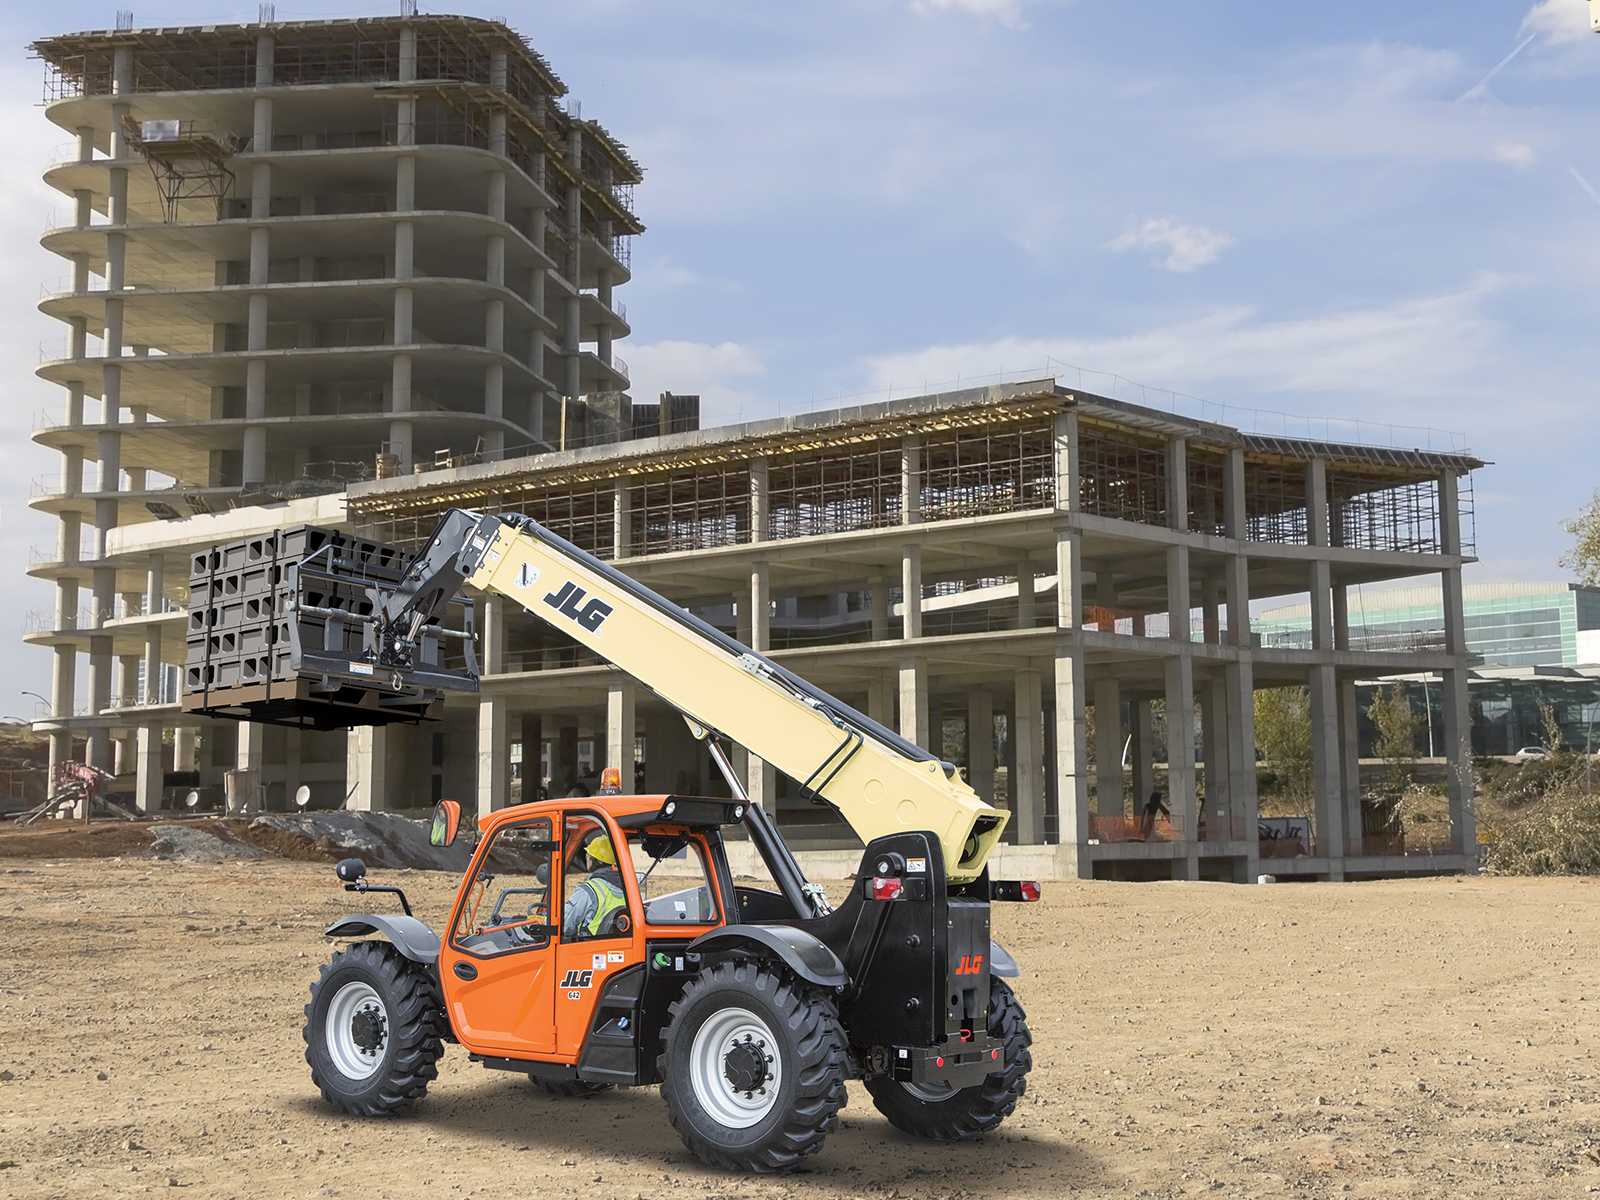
[
  {"xmin": 303, "ymin": 940, "xmax": 444, "ymax": 1116},
  {"xmin": 660, "ymin": 959, "xmax": 848, "ymax": 1172},
  {"xmin": 864, "ymin": 978, "xmax": 1032, "ymax": 1141}
]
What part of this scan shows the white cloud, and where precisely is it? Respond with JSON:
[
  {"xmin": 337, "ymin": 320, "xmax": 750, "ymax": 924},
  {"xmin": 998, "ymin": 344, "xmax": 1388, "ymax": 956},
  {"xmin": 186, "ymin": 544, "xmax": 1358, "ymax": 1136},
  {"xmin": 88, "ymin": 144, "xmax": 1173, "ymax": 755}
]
[
  {"xmin": 1492, "ymin": 140, "xmax": 1540, "ymax": 168},
  {"xmin": 1521, "ymin": 0, "xmax": 1594, "ymax": 45},
  {"xmin": 1108, "ymin": 217, "xmax": 1234, "ymax": 272},
  {"xmin": 624, "ymin": 340, "xmax": 768, "ymax": 428},
  {"xmin": 862, "ymin": 276, "xmax": 1522, "ymax": 424},
  {"xmin": 909, "ymin": 0, "xmax": 1029, "ymax": 28}
]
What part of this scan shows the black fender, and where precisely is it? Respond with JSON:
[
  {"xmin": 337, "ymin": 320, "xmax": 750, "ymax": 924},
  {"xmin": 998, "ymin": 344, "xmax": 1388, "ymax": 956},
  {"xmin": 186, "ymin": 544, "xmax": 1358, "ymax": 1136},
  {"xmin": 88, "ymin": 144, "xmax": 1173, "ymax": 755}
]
[
  {"xmin": 325, "ymin": 914, "xmax": 441, "ymax": 965},
  {"xmin": 989, "ymin": 940, "xmax": 1020, "ymax": 978},
  {"xmin": 687, "ymin": 924, "xmax": 848, "ymax": 988}
]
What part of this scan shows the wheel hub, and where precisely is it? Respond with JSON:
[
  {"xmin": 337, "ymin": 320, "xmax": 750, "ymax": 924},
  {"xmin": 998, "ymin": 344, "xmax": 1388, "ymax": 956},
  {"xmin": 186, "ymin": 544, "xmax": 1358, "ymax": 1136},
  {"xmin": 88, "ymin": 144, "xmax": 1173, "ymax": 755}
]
[
  {"xmin": 350, "ymin": 1003, "xmax": 388, "ymax": 1056},
  {"xmin": 722, "ymin": 1036, "xmax": 770, "ymax": 1094}
]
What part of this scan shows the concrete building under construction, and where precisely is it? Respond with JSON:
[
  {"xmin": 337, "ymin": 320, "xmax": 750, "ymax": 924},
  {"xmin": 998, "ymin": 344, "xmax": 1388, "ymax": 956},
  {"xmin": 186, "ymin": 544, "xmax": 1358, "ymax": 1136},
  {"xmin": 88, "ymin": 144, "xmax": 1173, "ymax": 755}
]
[
  {"xmin": 23, "ymin": 15, "xmax": 1486, "ymax": 883},
  {"xmin": 27, "ymin": 14, "xmax": 641, "ymax": 782}
]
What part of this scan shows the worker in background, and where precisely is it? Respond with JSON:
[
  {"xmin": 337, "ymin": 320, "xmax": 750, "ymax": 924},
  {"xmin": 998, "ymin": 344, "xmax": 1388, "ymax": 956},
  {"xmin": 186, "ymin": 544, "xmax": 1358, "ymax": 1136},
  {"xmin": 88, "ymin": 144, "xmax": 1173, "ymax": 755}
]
[
  {"xmin": 1138, "ymin": 788, "xmax": 1169, "ymax": 841},
  {"xmin": 562, "ymin": 829, "xmax": 628, "ymax": 939}
]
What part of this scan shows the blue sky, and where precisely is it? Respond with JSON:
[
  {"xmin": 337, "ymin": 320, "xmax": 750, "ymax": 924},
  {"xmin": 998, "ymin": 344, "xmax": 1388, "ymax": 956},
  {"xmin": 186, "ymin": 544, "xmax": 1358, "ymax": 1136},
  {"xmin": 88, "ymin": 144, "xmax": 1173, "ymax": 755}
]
[{"xmin": 1, "ymin": 0, "xmax": 1597, "ymax": 703}]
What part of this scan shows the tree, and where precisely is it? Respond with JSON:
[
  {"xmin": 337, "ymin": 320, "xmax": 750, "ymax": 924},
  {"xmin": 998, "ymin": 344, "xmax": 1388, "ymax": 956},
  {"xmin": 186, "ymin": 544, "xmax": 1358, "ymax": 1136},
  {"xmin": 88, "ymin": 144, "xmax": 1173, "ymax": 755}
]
[
  {"xmin": 1254, "ymin": 687, "xmax": 1313, "ymax": 805},
  {"xmin": 1560, "ymin": 490, "xmax": 1600, "ymax": 586},
  {"xmin": 1369, "ymin": 683, "xmax": 1421, "ymax": 771}
]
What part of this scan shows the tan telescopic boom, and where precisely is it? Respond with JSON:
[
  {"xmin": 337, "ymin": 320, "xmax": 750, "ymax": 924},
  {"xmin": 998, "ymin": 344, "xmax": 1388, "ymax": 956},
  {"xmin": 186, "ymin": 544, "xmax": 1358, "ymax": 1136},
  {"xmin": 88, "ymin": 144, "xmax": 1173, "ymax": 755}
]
[{"xmin": 464, "ymin": 517, "xmax": 1010, "ymax": 883}]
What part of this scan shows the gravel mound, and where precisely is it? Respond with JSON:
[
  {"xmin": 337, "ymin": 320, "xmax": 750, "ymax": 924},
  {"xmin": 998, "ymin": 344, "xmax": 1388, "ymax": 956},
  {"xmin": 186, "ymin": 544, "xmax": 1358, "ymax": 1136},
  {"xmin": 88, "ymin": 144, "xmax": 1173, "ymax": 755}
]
[
  {"xmin": 247, "ymin": 811, "xmax": 473, "ymax": 871},
  {"xmin": 151, "ymin": 823, "xmax": 265, "ymax": 862}
]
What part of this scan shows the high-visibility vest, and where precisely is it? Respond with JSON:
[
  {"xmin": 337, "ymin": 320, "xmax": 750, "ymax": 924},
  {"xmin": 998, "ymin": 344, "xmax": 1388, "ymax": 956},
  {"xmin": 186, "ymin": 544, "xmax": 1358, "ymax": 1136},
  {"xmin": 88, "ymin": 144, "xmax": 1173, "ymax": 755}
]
[{"xmin": 581, "ymin": 871, "xmax": 627, "ymax": 937}]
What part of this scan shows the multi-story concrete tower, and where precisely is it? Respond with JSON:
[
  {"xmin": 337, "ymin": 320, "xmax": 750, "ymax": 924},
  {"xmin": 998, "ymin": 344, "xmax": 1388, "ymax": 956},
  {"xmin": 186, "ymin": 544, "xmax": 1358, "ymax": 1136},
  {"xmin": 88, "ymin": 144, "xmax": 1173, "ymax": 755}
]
[{"xmin": 27, "ymin": 15, "xmax": 641, "ymax": 779}]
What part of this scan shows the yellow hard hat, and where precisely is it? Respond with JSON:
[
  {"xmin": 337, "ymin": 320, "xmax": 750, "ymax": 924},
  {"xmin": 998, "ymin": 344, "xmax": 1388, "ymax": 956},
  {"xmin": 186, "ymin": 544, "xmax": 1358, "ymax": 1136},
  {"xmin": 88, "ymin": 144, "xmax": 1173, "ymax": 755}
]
[{"xmin": 584, "ymin": 832, "xmax": 616, "ymax": 867}]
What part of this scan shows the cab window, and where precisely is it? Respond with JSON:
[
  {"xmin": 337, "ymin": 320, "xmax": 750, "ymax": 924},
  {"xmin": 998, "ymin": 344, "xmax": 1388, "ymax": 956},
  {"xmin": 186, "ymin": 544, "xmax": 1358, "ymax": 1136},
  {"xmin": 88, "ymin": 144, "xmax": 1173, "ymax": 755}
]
[
  {"xmin": 561, "ymin": 813, "xmax": 634, "ymax": 941},
  {"xmin": 628, "ymin": 832, "xmax": 721, "ymax": 927},
  {"xmin": 450, "ymin": 817, "xmax": 555, "ymax": 957}
]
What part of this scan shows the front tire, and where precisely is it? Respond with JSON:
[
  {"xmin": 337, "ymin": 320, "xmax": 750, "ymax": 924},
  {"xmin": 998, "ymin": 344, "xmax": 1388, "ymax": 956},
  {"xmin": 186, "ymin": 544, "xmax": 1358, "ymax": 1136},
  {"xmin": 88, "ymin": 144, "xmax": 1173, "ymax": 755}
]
[
  {"xmin": 864, "ymin": 978, "xmax": 1032, "ymax": 1140},
  {"xmin": 303, "ymin": 940, "xmax": 444, "ymax": 1116},
  {"xmin": 660, "ymin": 959, "xmax": 848, "ymax": 1172}
]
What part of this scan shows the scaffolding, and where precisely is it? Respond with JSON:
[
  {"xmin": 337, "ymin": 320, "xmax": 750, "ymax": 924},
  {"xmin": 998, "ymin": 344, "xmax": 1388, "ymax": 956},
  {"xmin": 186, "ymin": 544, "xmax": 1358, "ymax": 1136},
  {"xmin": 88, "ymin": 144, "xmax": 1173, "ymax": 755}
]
[
  {"xmin": 1078, "ymin": 422, "xmax": 1168, "ymax": 527},
  {"xmin": 126, "ymin": 118, "xmax": 239, "ymax": 222}
]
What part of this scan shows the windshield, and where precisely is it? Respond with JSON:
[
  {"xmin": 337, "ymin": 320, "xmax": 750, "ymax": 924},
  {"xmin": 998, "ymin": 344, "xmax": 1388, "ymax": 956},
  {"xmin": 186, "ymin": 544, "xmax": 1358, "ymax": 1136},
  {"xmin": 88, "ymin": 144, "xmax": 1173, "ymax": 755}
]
[{"xmin": 628, "ymin": 834, "xmax": 720, "ymax": 927}]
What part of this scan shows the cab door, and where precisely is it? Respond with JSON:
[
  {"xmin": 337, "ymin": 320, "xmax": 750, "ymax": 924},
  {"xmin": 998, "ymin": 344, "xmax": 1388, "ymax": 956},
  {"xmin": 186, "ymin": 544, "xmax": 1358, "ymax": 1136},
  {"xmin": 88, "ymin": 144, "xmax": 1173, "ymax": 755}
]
[{"xmin": 439, "ymin": 815, "xmax": 560, "ymax": 1058}]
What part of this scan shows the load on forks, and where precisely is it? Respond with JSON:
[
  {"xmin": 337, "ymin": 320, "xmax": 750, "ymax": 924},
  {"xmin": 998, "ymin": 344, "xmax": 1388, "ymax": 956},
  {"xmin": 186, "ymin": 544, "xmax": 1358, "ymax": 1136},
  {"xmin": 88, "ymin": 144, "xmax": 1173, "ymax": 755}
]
[{"xmin": 196, "ymin": 510, "xmax": 1041, "ymax": 1172}]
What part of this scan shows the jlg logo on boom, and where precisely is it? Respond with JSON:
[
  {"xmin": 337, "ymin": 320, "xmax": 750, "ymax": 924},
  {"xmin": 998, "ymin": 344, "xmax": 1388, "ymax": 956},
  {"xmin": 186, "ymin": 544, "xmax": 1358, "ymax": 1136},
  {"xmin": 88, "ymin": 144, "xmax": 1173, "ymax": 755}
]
[
  {"xmin": 954, "ymin": 954, "xmax": 984, "ymax": 975},
  {"xmin": 542, "ymin": 581, "xmax": 614, "ymax": 634}
]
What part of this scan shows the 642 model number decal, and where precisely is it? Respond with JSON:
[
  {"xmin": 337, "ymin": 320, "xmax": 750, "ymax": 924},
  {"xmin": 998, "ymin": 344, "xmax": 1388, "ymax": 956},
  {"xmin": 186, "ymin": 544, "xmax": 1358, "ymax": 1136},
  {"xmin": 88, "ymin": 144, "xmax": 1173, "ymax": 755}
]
[{"xmin": 542, "ymin": 581, "xmax": 614, "ymax": 634}]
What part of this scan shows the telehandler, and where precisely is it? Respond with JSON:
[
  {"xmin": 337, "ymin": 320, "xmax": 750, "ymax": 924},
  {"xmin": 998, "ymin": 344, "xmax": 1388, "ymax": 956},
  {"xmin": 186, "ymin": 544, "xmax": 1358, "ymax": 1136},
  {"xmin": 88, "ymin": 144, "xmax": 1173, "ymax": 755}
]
[{"xmin": 275, "ymin": 510, "xmax": 1039, "ymax": 1171}]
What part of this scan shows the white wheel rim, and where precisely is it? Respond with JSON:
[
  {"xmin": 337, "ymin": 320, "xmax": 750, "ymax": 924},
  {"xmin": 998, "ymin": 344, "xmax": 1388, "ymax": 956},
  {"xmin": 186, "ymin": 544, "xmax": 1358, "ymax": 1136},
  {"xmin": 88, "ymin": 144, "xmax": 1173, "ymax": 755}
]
[
  {"xmin": 688, "ymin": 1006, "xmax": 783, "ymax": 1129},
  {"xmin": 326, "ymin": 981, "xmax": 389, "ymax": 1081},
  {"xmin": 902, "ymin": 1079, "xmax": 957, "ymax": 1102}
]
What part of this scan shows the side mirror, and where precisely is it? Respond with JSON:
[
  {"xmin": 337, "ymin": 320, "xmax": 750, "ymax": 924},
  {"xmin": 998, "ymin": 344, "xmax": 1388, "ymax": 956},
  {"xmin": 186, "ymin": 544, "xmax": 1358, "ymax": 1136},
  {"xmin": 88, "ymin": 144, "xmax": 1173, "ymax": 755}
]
[
  {"xmin": 335, "ymin": 857, "xmax": 367, "ymax": 883},
  {"xmin": 430, "ymin": 799, "xmax": 462, "ymax": 847}
]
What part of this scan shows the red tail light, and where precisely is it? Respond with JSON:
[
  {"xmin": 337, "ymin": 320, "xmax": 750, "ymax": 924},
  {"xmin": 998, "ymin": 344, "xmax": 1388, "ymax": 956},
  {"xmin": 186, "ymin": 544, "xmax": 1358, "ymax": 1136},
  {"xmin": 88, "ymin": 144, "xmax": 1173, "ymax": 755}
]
[
  {"xmin": 870, "ymin": 876, "xmax": 904, "ymax": 901},
  {"xmin": 1019, "ymin": 880, "xmax": 1041, "ymax": 902}
]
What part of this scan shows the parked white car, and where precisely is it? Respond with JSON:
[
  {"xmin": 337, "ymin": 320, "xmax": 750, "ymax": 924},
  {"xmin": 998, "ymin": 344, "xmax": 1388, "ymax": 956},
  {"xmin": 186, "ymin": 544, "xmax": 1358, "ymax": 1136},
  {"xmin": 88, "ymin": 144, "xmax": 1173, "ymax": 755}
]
[{"xmin": 1513, "ymin": 746, "xmax": 1550, "ymax": 760}]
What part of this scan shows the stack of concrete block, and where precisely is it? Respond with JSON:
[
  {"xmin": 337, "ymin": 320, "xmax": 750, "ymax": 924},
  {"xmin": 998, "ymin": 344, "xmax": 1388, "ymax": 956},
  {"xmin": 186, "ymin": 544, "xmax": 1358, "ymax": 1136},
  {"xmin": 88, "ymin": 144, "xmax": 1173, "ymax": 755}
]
[{"xmin": 183, "ymin": 526, "xmax": 410, "ymax": 697}]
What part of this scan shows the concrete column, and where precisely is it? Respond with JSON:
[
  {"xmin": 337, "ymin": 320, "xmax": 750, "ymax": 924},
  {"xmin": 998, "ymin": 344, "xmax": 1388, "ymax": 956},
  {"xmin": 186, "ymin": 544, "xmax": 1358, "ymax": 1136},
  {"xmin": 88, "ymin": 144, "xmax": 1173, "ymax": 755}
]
[
  {"xmin": 749, "ymin": 456, "xmax": 769, "ymax": 543},
  {"xmin": 606, "ymin": 680, "xmax": 637, "ymax": 782},
  {"xmin": 174, "ymin": 725, "xmax": 198, "ymax": 773},
  {"xmin": 1164, "ymin": 651, "xmax": 1197, "ymax": 865},
  {"xmin": 1332, "ymin": 583, "xmax": 1351, "ymax": 651},
  {"xmin": 1201, "ymin": 674, "xmax": 1228, "ymax": 834},
  {"xmin": 747, "ymin": 751, "xmax": 776, "ymax": 813},
  {"xmin": 1053, "ymin": 639, "xmax": 1091, "ymax": 874},
  {"xmin": 1166, "ymin": 544, "xmax": 1191, "ymax": 642},
  {"xmin": 898, "ymin": 656, "xmax": 929, "ymax": 748},
  {"xmin": 1309, "ymin": 664, "xmax": 1344, "ymax": 872},
  {"xmin": 1093, "ymin": 676, "xmax": 1121, "ymax": 817},
  {"xmin": 114, "ymin": 733, "xmax": 135, "ymax": 778},
  {"xmin": 1226, "ymin": 551, "xmax": 1250, "ymax": 649},
  {"xmin": 48, "ymin": 731, "xmax": 70, "ymax": 788},
  {"xmin": 243, "ymin": 356, "xmax": 267, "ymax": 484},
  {"xmin": 1201, "ymin": 572, "xmax": 1222, "ymax": 645},
  {"xmin": 236, "ymin": 722, "xmax": 264, "ymax": 772},
  {"xmin": 1438, "ymin": 470, "xmax": 1475, "ymax": 854},
  {"xmin": 1225, "ymin": 659, "xmax": 1259, "ymax": 879},
  {"xmin": 866, "ymin": 672, "xmax": 893, "ymax": 728},
  {"xmin": 135, "ymin": 721, "xmax": 163, "ymax": 814},
  {"xmin": 901, "ymin": 544, "xmax": 922, "ymax": 639},
  {"xmin": 613, "ymin": 476, "xmax": 632, "ymax": 558},
  {"xmin": 253, "ymin": 94, "xmax": 273, "ymax": 154},
  {"xmin": 1017, "ymin": 561, "xmax": 1035, "ymax": 630},
  {"xmin": 389, "ymin": 353, "xmax": 413, "ymax": 471},
  {"xmin": 1054, "ymin": 409, "xmax": 1079, "ymax": 511},
  {"xmin": 1132, "ymin": 698, "xmax": 1155, "ymax": 814},
  {"xmin": 1166, "ymin": 435, "xmax": 1188, "ymax": 532},
  {"xmin": 1338, "ymin": 676, "xmax": 1362, "ymax": 847},
  {"xmin": 480, "ymin": 595, "xmax": 506, "ymax": 675},
  {"xmin": 255, "ymin": 29, "xmax": 274, "ymax": 89},
  {"xmin": 966, "ymin": 686, "xmax": 994, "ymax": 805},
  {"xmin": 118, "ymin": 653, "xmax": 142, "ymax": 708},
  {"xmin": 869, "ymin": 576, "xmax": 888, "ymax": 641},
  {"xmin": 478, "ymin": 694, "xmax": 509, "ymax": 813},
  {"xmin": 1013, "ymin": 667, "xmax": 1044, "ymax": 844},
  {"xmin": 750, "ymin": 562, "xmax": 770, "ymax": 651},
  {"xmin": 1055, "ymin": 524, "xmax": 1082, "ymax": 630},
  {"xmin": 1223, "ymin": 447, "xmax": 1247, "ymax": 539},
  {"xmin": 901, "ymin": 435, "xmax": 921, "ymax": 524},
  {"xmin": 347, "ymin": 725, "xmax": 390, "ymax": 811}
]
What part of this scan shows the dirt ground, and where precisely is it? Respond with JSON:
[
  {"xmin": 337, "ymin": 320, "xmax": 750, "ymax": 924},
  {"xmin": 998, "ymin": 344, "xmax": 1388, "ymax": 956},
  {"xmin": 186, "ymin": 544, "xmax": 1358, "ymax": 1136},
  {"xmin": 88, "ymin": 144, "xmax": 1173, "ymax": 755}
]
[{"xmin": 2, "ymin": 851, "xmax": 1599, "ymax": 1200}]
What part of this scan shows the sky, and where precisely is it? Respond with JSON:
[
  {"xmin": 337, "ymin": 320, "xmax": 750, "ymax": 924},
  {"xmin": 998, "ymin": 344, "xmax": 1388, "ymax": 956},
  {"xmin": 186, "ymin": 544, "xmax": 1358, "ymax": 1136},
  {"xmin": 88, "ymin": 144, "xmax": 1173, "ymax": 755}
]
[{"xmin": 2, "ymin": 0, "xmax": 1599, "ymax": 706}]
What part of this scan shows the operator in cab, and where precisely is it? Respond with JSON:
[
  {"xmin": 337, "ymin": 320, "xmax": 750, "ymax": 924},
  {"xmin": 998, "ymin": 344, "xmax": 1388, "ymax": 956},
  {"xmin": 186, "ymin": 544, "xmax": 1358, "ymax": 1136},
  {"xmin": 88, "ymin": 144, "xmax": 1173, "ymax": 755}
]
[{"xmin": 562, "ymin": 829, "xmax": 628, "ymax": 940}]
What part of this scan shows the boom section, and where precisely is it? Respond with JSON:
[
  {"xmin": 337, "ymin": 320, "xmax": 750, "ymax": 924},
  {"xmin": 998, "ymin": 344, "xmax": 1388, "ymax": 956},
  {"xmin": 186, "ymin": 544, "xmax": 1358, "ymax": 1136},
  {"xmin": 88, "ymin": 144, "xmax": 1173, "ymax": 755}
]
[{"xmin": 461, "ymin": 513, "xmax": 1008, "ymax": 881}]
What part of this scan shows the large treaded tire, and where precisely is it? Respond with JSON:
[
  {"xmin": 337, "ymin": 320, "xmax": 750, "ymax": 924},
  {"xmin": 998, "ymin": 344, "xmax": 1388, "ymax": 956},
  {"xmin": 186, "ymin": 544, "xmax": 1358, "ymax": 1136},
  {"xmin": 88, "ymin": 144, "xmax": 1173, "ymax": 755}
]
[
  {"xmin": 303, "ymin": 940, "xmax": 444, "ymax": 1116},
  {"xmin": 864, "ymin": 978, "xmax": 1032, "ymax": 1141},
  {"xmin": 660, "ymin": 959, "xmax": 848, "ymax": 1172}
]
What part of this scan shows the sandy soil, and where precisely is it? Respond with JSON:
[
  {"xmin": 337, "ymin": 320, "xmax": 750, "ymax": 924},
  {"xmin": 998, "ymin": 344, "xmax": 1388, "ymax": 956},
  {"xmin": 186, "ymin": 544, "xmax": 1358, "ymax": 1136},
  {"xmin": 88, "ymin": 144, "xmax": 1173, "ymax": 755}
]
[{"xmin": 2, "ymin": 850, "xmax": 1599, "ymax": 1200}]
